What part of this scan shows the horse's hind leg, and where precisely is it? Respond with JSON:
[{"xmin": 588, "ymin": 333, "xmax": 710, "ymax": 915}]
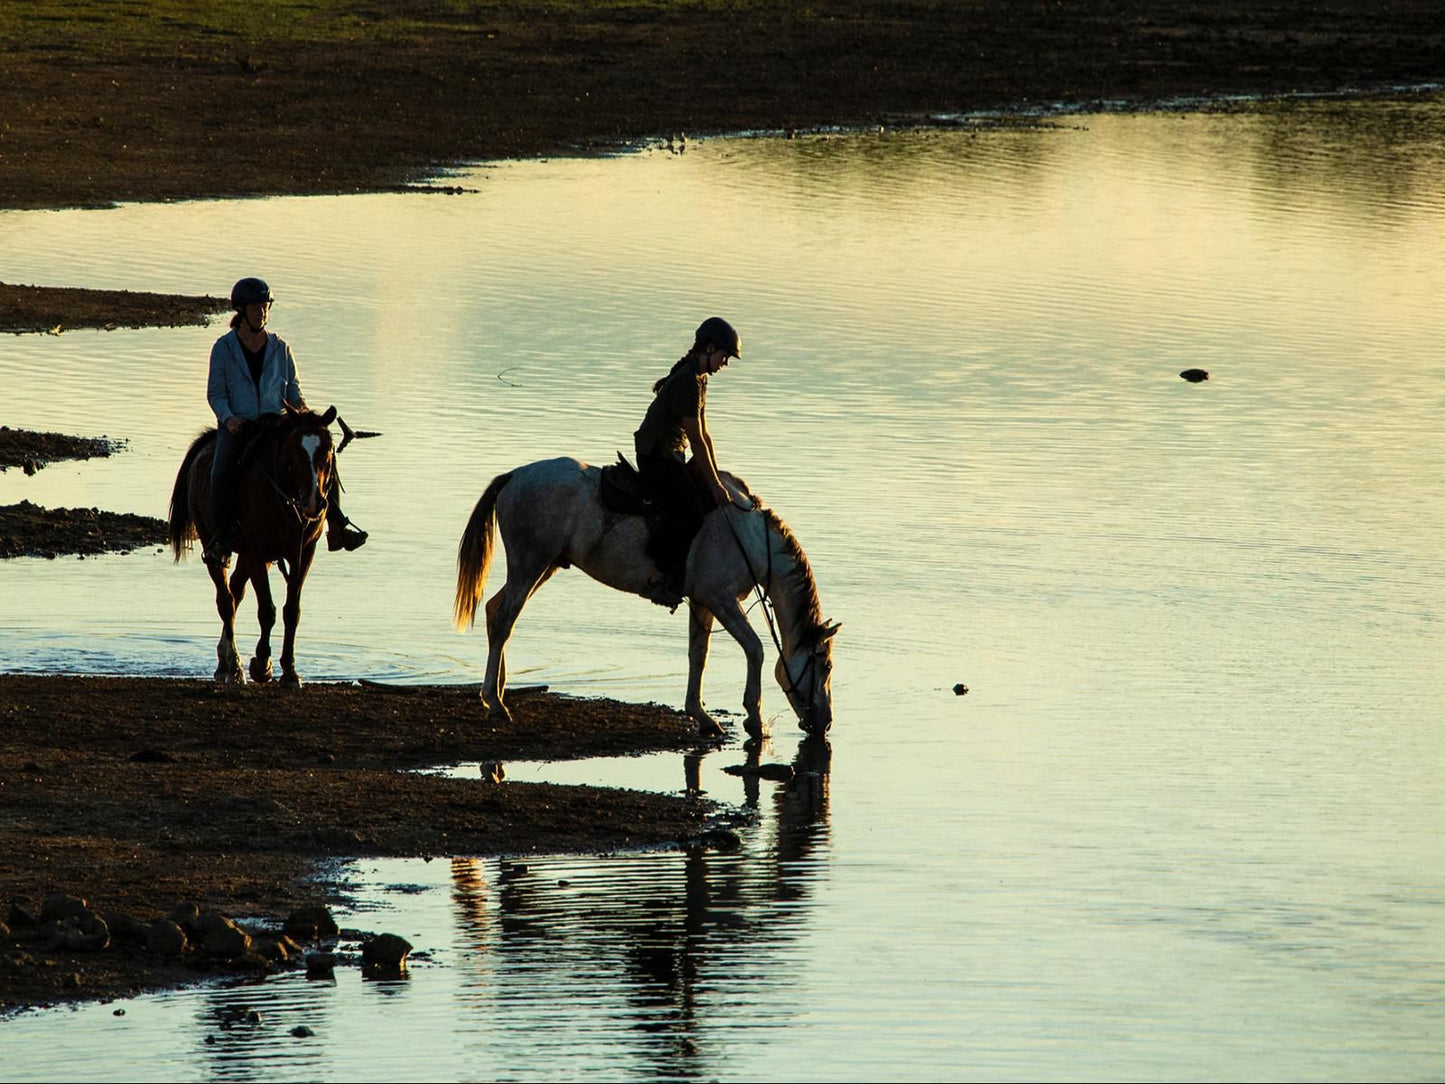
[
  {"xmin": 247, "ymin": 562, "xmax": 276, "ymax": 683},
  {"xmin": 208, "ymin": 562, "xmax": 245, "ymax": 684},
  {"xmin": 481, "ymin": 564, "xmax": 556, "ymax": 723}
]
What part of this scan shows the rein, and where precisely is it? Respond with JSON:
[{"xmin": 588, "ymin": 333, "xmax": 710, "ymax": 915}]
[
  {"xmin": 720, "ymin": 504, "xmax": 807, "ymax": 699},
  {"xmin": 258, "ymin": 430, "xmax": 328, "ymax": 533}
]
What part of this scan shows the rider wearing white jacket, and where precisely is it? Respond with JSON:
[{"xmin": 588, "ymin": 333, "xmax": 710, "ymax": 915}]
[{"xmin": 202, "ymin": 277, "xmax": 367, "ymax": 565}]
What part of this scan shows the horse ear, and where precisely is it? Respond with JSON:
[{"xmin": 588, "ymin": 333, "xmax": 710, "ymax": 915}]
[
  {"xmin": 817, "ymin": 621, "xmax": 841, "ymax": 643},
  {"xmin": 282, "ymin": 400, "xmax": 300, "ymax": 416},
  {"xmin": 319, "ymin": 405, "xmax": 337, "ymax": 426}
]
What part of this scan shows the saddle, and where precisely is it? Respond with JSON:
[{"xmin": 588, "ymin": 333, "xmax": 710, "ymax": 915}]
[{"xmin": 599, "ymin": 453, "xmax": 653, "ymax": 517}]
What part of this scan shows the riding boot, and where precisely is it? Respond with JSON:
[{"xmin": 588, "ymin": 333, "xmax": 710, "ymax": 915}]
[
  {"xmin": 201, "ymin": 510, "xmax": 233, "ymax": 566},
  {"xmin": 645, "ymin": 563, "xmax": 685, "ymax": 611},
  {"xmin": 325, "ymin": 507, "xmax": 368, "ymax": 552},
  {"xmin": 328, "ymin": 522, "xmax": 369, "ymax": 552},
  {"xmin": 206, "ymin": 427, "xmax": 240, "ymax": 566},
  {"xmin": 324, "ymin": 472, "xmax": 367, "ymax": 552},
  {"xmin": 201, "ymin": 536, "xmax": 232, "ymax": 568}
]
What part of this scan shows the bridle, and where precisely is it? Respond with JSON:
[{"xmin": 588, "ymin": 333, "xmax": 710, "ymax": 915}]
[
  {"xmin": 719, "ymin": 504, "xmax": 821, "ymax": 709},
  {"xmin": 259, "ymin": 425, "xmax": 330, "ymax": 534}
]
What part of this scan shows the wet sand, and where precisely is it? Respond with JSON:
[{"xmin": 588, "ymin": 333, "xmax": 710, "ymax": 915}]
[{"xmin": 0, "ymin": 675, "xmax": 716, "ymax": 1013}]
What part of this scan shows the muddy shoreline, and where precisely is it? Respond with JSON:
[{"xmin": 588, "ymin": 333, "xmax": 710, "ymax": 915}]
[
  {"xmin": 3, "ymin": 1, "xmax": 1441, "ymax": 213},
  {"xmin": 0, "ymin": 675, "xmax": 719, "ymax": 1014}
]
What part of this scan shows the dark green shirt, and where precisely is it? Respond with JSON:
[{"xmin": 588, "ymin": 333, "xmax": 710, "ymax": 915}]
[{"xmin": 634, "ymin": 367, "xmax": 705, "ymax": 461}]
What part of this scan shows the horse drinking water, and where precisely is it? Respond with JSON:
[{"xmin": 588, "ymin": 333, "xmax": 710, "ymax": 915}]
[
  {"xmin": 453, "ymin": 456, "xmax": 839, "ymax": 738},
  {"xmin": 168, "ymin": 404, "xmax": 340, "ymax": 687}
]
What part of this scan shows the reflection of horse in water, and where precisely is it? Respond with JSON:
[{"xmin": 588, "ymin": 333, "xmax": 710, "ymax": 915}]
[
  {"xmin": 450, "ymin": 735, "xmax": 832, "ymax": 1081},
  {"xmin": 168, "ymin": 405, "xmax": 339, "ymax": 688},
  {"xmin": 453, "ymin": 457, "xmax": 839, "ymax": 738}
]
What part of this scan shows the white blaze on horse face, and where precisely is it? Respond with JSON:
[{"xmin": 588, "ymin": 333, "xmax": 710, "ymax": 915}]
[{"xmin": 301, "ymin": 434, "xmax": 325, "ymax": 516}]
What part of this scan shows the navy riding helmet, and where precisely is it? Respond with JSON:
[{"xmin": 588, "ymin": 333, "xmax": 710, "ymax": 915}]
[
  {"xmin": 231, "ymin": 277, "xmax": 274, "ymax": 311},
  {"xmin": 694, "ymin": 316, "xmax": 741, "ymax": 358}
]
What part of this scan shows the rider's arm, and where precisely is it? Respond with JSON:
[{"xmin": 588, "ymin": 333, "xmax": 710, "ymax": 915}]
[
  {"xmin": 281, "ymin": 341, "xmax": 306, "ymax": 410},
  {"xmin": 206, "ymin": 338, "xmax": 235, "ymax": 426},
  {"xmin": 681, "ymin": 413, "xmax": 731, "ymax": 508}
]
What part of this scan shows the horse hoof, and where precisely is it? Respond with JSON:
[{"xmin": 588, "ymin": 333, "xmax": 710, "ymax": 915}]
[
  {"xmin": 695, "ymin": 715, "xmax": 725, "ymax": 741},
  {"xmin": 249, "ymin": 657, "xmax": 273, "ymax": 683},
  {"xmin": 280, "ymin": 672, "xmax": 304, "ymax": 691},
  {"xmin": 213, "ymin": 665, "xmax": 245, "ymax": 685},
  {"xmin": 743, "ymin": 718, "xmax": 767, "ymax": 740},
  {"xmin": 485, "ymin": 704, "xmax": 513, "ymax": 725}
]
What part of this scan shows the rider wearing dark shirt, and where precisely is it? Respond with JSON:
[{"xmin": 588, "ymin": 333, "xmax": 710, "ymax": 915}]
[{"xmin": 634, "ymin": 316, "xmax": 745, "ymax": 602}]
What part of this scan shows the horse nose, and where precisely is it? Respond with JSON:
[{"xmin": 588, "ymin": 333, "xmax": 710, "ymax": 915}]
[{"xmin": 813, "ymin": 704, "xmax": 833, "ymax": 734}]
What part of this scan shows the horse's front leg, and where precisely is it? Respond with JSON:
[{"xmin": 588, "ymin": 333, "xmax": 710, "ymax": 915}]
[
  {"xmin": 278, "ymin": 544, "xmax": 317, "ymax": 689},
  {"xmin": 703, "ymin": 596, "xmax": 767, "ymax": 739},
  {"xmin": 686, "ymin": 603, "xmax": 724, "ymax": 740},
  {"xmin": 208, "ymin": 561, "xmax": 245, "ymax": 684},
  {"xmin": 248, "ymin": 561, "xmax": 276, "ymax": 684}
]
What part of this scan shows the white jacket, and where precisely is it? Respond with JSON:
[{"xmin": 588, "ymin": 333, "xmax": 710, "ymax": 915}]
[{"xmin": 206, "ymin": 329, "xmax": 304, "ymax": 425}]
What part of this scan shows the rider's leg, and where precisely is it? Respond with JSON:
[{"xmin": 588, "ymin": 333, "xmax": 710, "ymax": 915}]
[
  {"xmin": 325, "ymin": 462, "xmax": 368, "ymax": 552},
  {"xmin": 638, "ymin": 452, "xmax": 704, "ymax": 604},
  {"xmin": 204, "ymin": 428, "xmax": 240, "ymax": 565}
]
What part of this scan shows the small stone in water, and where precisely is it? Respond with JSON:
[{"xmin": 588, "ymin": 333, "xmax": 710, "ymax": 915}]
[
  {"xmin": 1179, "ymin": 368, "xmax": 1209, "ymax": 383},
  {"xmin": 305, "ymin": 952, "xmax": 337, "ymax": 980},
  {"xmin": 291, "ymin": 1025, "xmax": 315, "ymax": 1038},
  {"xmin": 360, "ymin": 933, "xmax": 412, "ymax": 969},
  {"xmin": 953, "ymin": 683, "xmax": 969, "ymax": 696}
]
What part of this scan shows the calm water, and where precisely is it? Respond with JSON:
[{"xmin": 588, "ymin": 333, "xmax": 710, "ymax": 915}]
[{"xmin": 2, "ymin": 97, "xmax": 1444, "ymax": 1081}]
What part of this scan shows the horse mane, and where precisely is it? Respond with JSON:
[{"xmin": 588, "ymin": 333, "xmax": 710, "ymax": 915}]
[
  {"xmin": 237, "ymin": 409, "xmax": 333, "ymax": 471},
  {"xmin": 759, "ymin": 504, "xmax": 825, "ymax": 640}
]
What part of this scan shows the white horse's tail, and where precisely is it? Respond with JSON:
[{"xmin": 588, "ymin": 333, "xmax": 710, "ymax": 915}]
[{"xmin": 453, "ymin": 470, "xmax": 513, "ymax": 630}]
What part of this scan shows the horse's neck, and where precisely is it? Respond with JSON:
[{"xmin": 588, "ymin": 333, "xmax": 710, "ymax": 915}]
[{"xmin": 758, "ymin": 518, "xmax": 815, "ymax": 655}]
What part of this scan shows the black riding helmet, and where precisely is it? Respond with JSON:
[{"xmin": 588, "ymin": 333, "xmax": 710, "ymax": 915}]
[
  {"xmin": 231, "ymin": 277, "xmax": 274, "ymax": 311},
  {"xmin": 694, "ymin": 316, "xmax": 741, "ymax": 358}
]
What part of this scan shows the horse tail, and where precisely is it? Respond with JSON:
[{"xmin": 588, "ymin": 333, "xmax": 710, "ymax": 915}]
[
  {"xmin": 454, "ymin": 470, "xmax": 514, "ymax": 630},
  {"xmin": 168, "ymin": 429, "xmax": 215, "ymax": 561}
]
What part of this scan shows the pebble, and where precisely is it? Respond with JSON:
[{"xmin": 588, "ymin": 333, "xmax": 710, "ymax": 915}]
[
  {"xmin": 305, "ymin": 952, "xmax": 337, "ymax": 980},
  {"xmin": 360, "ymin": 933, "xmax": 413, "ymax": 970},
  {"xmin": 284, "ymin": 904, "xmax": 339, "ymax": 942}
]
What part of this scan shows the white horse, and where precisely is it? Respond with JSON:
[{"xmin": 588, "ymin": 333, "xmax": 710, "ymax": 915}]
[{"xmin": 453, "ymin": 457, "xmax": 839, "ymax": 739}]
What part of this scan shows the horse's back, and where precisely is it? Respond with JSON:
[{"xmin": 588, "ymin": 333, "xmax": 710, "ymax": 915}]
[
  {"xmin": 493, "ymin": 456, "xmax": 654, "ymax": 582},
  {"xmin": 498, "ymin": 457, "xmax": 601, "ymax": 530}
]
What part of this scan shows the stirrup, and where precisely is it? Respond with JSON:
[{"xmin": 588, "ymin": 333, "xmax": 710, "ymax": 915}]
[
  {"xmin": 328, "ymin": 521, "xmax": 368, "ymax": 552},
  {"xmin": 201, "ymin": 537, "xmax": 231, "ymax": 568},
  {"xmin": 644, "ymin": 576, "xmax": 684, "ymax": 612}
]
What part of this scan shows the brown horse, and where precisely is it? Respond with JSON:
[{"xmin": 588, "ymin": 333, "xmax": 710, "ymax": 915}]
[{"xmin": 168, "ymin": 403, "xmax": 338, "ymax": 687}]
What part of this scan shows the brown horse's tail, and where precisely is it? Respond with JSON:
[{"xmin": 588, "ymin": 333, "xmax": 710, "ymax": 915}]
[
  {"xmin": 453, "ymin": 470, "xmax": 513, "ymax": 630},
  {"xmin": 168, "ymin": 429, "xmax": 216, "ymax": 562}
]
